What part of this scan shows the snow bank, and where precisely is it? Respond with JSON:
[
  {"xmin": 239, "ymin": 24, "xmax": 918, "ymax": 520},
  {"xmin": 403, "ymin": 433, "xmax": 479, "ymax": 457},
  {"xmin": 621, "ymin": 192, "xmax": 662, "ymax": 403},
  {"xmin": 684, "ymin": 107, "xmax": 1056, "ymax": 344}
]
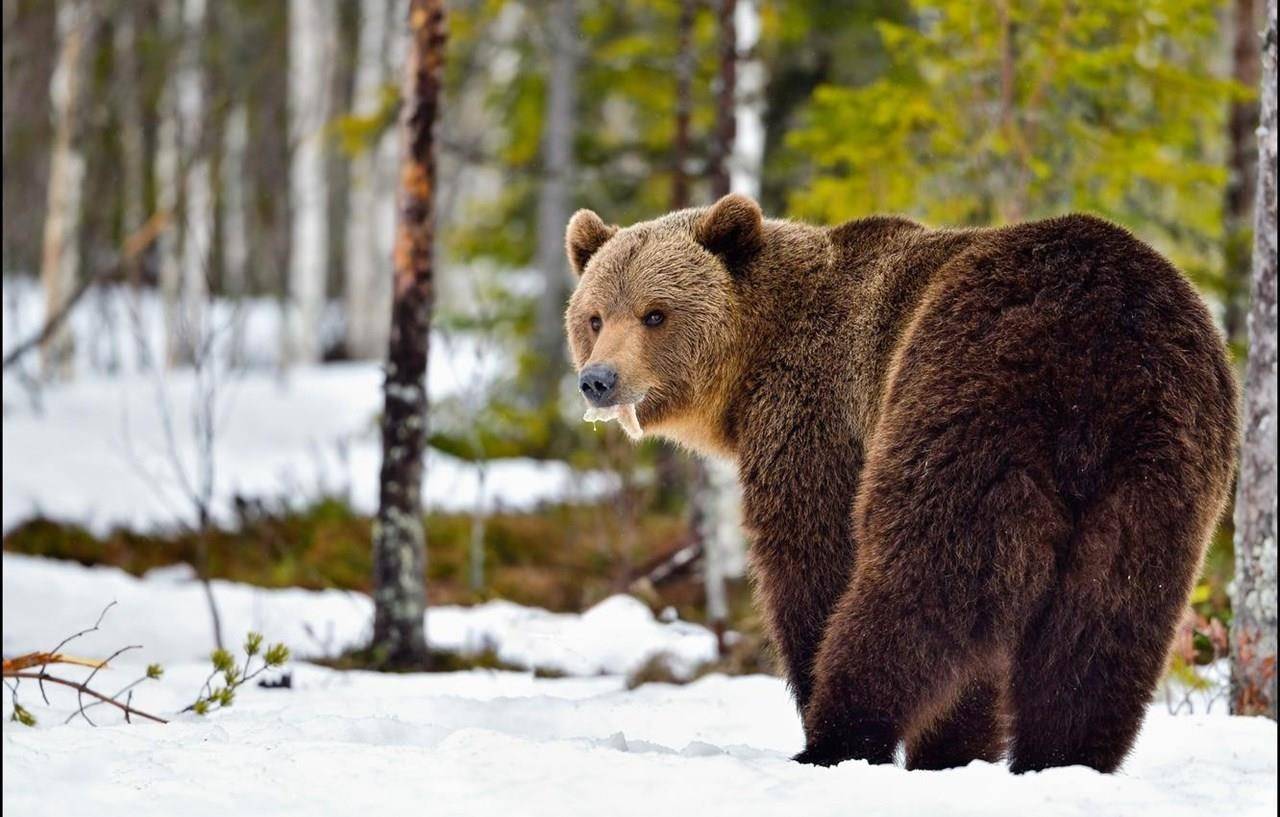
[
  {"xmin": 431, "ymin": 595, "xmax": 718, "ymax": 677},
  {"xmin": 1, "ymin": 554, "xmax": 1276, "ymax": 817},
  {"xmin": 1, "ymin": 553, "xmax": 717, "ymax": 676}
]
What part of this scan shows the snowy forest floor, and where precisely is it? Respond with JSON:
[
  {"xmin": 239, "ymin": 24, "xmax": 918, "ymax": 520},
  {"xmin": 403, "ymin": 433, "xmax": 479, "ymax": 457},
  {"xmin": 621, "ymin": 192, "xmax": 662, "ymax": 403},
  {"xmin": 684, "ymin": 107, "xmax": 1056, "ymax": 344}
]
[
  {"xmin": 2, "ymin": 277, "xmax": 619, "ymax": 536},
  {"xmin": 3, "ymin": 554, "xmax": 1276, "ymax": 817}
]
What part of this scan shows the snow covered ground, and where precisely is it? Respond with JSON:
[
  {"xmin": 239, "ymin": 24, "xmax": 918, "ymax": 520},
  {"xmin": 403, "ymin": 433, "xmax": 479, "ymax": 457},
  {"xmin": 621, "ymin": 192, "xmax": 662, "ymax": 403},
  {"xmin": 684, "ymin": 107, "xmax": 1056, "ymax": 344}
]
[
  {"xmin": 2, "ymin": 278, "xmax": 613, "ymax": 534},
  {"xmin": 1, "ymin": 554, "xmax": 719, "ymax": 678},
  {"xmin": 0, "ymin": 363, "xmax": 613, "ymax": 534},
  {"xmin": 3, "ymin": 554, "xmax": 1277, "ymax": 817}
]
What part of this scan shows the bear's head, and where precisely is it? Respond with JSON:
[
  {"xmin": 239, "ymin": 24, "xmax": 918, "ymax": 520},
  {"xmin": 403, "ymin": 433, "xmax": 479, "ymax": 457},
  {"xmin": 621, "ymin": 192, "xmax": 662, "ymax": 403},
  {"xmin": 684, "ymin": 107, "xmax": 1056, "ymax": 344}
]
[{"xmin": 563, "ymin": 193, "xmax": 764, "ymax": 454}]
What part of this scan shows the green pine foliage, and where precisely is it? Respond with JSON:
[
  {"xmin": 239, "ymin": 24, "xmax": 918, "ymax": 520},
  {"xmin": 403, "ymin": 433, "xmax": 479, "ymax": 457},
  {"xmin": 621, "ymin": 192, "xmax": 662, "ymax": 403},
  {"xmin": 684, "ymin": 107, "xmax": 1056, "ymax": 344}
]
[
  {"xmin": 788, "ymin": 0, "xmax": 1248, "ymax": 297},
  {"xmin": 188, "ymin": 632, "xmax": 289, "ymax": 716},
  {"xmin": 10, "ymin": 702, "xmax": 37, "ymax": 727}
]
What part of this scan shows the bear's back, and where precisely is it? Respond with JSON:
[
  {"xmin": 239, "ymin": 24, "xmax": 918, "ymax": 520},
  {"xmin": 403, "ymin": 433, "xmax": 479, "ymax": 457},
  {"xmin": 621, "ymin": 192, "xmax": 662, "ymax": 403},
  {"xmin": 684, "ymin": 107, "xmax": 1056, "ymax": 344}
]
[{"xmin": 816, "ymin": 212, "xmax": 1233, "ymax": 460}]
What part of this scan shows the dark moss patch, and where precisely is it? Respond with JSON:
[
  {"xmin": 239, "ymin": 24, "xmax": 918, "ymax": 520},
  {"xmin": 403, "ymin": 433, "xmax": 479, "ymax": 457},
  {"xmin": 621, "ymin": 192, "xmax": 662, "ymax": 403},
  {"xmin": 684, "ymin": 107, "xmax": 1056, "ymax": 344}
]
[{"xmin": 310, "ymin": 643, "xmax": 566, "ymax": 676}]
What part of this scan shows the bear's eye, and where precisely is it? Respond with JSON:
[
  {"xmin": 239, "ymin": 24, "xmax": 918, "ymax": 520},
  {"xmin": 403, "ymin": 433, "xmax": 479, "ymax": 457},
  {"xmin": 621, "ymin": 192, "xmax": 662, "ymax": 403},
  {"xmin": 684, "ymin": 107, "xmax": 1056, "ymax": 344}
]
[
  {"xmin": 589, "ymin": 316, "xmax": 602, "ymax": 333},
  {"xmin": 643, "ymin": 310, "xmax": 665, "ymax": 327}
]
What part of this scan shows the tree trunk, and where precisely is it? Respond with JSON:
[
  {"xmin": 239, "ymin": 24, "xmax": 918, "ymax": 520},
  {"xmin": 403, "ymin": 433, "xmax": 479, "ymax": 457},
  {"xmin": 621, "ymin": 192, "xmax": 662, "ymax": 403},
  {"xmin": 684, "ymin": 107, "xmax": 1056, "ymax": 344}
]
[
  {"xmin": 287, "ymin": 0, "xmax": 336, "ymax": 366},
  {"xmin": 731, "ymin": 0, "xmax": 765, "ymax": 200},
  {"xmin": 371, "ymin": 0, "xmax": 446, "ymax": 670},
  {"xmin": 1225, "ymin": 0, "xmax": 1262, "ymax": 348},
  {"xmin": 242, "ymin": 4, "xmax": 291, "ymax": 354},
  {"xmin": 3, "ymin": 2, "xmax": 57, "ymax": 278},
  {"xmin": 994, "ymin": 0, "xmax": 1027, "ymax": 223},
  {"xmin": 39, "ymin": 0, "xmax": 92, "ymax": 380},
  {"xmin": 222, "ymin": 102, "xmax": 250, "ymax": 364},
  {"xmin": 155, "ymin": 0, "xmax": 183, "ymax": 367},
  {"xmin": 710, "ymin": 0, "xmax": 736, "ymax": 199},
  {"xmin": 671, "ymin": 0, "xmax": 695, "ymax": 210},
  {"xmin": 692, "ymin": 0, "xmax": 753, "ymax": 653},
  {"xmin": 113, "ymin": 5, "xmax": 147, "ymax": 285},
  {"xmin": 1, "ymin": 0, "xmax": 15, "ymax": 206},
  {"xmin": 345, "ymin": 0, "xmax": 394, "ymax": 361},
  {"xmin": 366, "ymin": 0, "xmax": 406, "ymax": 360},
  {"xmin": 652, "ymin": 0, "xmax": 699, "ymax": 514},
  {"xmin": 1231, "ymin": 0, "xmax": 1277, "ymax": 720},
  {"xmin": 177, "ymin": 0, "xmax": 211, "ymax": 356},
  {"xmin": 327, "ymin": 2, "xmax": 358, "ymax": 344},
  {"xmin": 531, "ymin": 0, "xmax": 578, "ymax": 403}
]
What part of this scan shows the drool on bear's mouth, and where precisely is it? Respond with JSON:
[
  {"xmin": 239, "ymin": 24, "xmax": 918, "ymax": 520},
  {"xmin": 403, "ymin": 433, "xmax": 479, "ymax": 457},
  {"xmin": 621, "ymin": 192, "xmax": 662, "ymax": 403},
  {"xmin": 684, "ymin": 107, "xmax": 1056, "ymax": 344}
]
[{"xmin": 581, "ymin": 397, "xmax": 645, "ymax": 440}]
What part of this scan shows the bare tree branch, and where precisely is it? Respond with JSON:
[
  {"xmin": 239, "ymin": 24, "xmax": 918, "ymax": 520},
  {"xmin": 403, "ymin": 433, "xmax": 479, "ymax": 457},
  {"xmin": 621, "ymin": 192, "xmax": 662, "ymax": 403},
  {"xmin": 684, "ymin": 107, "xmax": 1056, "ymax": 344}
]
[
  {"xmin": 6, "ymin": 671, "xmax": 168, "ymax": 724},
  {"xmin": 70, "ymin": 644, "xmax": 141, "ymax": 727},
  {"xmin": 36, "ymin": 599, "xmax": 118, "ymax": 705}
]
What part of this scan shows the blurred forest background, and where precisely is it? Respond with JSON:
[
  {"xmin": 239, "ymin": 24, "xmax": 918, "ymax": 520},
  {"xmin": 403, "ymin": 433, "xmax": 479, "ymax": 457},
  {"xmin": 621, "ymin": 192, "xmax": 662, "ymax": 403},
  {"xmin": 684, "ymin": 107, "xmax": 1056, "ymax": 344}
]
[{"xmin": 0, "ymin": 0, "xmax": 1267, "ymax": 686}]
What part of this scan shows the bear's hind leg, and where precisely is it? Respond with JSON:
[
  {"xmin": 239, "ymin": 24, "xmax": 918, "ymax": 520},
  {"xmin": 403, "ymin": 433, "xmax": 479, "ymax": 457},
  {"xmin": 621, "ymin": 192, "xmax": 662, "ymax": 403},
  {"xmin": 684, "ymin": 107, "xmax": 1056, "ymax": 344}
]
[
  {"xmin": 796, "ymin": 449, "xmax": 1065, "ymax": 769},
  {"xmin": 1007, "ymin": 589, "xmax": 1172, "ymax": 774},
  {"xmin": 905, "ymin": 675, "xmax": 1007, "ymax": 770},
  {"xmin": 1007, "ymin": 474, "xmax": 1220, "ymax": 774}
]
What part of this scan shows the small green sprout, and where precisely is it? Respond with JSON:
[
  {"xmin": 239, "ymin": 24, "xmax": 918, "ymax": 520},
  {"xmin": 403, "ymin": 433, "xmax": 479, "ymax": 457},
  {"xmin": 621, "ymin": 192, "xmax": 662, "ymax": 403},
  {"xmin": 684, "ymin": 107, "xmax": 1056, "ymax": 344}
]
[
  {"xmin": 187, "ymin": 631, "xmax": 290, "ymax": 716},
  {"xmin": 210, "ymin": 648, "xmax": 234, "ymax": 673},
  {"xmin": 264, "ymin": 643, "xmax": 290, "ymax": 667}
]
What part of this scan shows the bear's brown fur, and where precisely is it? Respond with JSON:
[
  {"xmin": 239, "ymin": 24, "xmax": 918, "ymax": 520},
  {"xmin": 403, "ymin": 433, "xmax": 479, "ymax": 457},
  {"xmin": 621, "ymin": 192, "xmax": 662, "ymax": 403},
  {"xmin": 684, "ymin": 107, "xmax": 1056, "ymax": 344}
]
[{"xmin": 563, "ymin": 194, "xmax": 1238, "ymax": 773}]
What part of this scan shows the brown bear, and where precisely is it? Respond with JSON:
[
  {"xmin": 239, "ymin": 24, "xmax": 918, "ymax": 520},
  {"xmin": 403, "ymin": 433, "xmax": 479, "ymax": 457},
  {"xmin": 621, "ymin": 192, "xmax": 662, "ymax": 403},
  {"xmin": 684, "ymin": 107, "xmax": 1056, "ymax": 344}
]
[{"xmin": 562, "ymin": 193, "xmax": 1238, "ymax": 773}]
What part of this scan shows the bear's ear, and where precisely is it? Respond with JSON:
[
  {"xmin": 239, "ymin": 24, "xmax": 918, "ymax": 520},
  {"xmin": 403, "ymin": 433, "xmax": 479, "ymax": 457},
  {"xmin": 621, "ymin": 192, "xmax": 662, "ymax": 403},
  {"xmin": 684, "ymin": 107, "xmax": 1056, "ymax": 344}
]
[
  {"xmin": 694, "ymin": 193, "xmax": 764, "ymax": 272},
  {"xmin": 566, "ymin": 209, "xmax": 618, "ymax": 276}
]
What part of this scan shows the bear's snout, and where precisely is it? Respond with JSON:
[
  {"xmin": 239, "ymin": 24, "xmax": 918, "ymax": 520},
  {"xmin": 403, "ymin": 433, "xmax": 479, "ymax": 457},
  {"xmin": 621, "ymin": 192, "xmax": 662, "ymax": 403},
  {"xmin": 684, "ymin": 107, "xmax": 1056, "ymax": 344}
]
[{"xmin": 578, "ymin": 363, "xmax": 620, "ymax": 406}]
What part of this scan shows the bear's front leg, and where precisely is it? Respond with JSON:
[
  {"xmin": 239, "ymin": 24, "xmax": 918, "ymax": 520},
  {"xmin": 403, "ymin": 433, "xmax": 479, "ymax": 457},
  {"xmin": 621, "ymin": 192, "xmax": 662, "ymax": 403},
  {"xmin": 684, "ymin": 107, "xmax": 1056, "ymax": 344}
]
[
  {"xmin": 750, "ymin": 540, "xmax": 853, "ymax": 712},
  {"xmin": 794, "ymin": 581, "xmax": 904, "ymax": 767},
  {"xmin": 742, "ymin": 471, "xmax": 860, "ymax": 712},
  {"xmin": 738, "ymin": 406, "xmax": 864, "ymax": 714}
]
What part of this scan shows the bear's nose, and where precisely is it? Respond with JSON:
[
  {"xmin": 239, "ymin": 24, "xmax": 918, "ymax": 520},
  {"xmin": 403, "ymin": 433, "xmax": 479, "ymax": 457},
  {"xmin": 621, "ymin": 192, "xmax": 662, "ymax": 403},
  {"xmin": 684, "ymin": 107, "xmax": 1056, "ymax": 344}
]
[{"xmin": 579, "ymin": 364, "xmax": 619, "ymax": 406}]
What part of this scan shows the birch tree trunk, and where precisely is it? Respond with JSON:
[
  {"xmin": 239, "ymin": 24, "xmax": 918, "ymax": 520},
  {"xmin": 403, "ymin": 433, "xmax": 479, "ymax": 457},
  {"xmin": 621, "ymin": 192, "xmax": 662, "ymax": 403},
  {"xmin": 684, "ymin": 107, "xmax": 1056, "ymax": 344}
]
[
  {"xmin": 367, "ymin": 1, "xmax": 407, "ymax": 361},
  {"xmin": 222, "ymin": 102, "xmax": 250, "ymax": 364},
  {"xmin": 693, "ymin": 0, "xmax": 754, "ymax": 652},
  {"xmin": 369, "ymin": 32, "xmax": 402, "ymax": 351},
  {"xmin": 731, "ymin": 0, "xmax": 765, "ymax": 201},
  {"xmin": 177, "ymin": 0, "xmax": 211, "ymax": 357},
  {"xmin": 1231, "ymin": 0, "xmax": 1278, "ymax": 720},
  {"xmin": 155, "ymin": 0, "xmax": 183, "ymax": 367},
  {"xmin": 691, "ymin": 0, "xmax": 742, "ymax": 652},
  {"xmin": 531, "ymin": 0, "xmax": 578, "ymax": 403},
  {"xmin": 39, "ymin": 0, "xmax": 91, "ymax": 380},
  {"xmin": 345, "ymin": 0, "xmax": 393, "ymax": 361},
  {"xmin": 707, "ymin": 0, "xmax": 762, "ymax": 596},
  {"xmin": 287, "ymin": 0, "xmax": 336, "ymax": 366},
  {"xmin": 371, "ymin": 0, "xmax": 446, "ymax": 669}
]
